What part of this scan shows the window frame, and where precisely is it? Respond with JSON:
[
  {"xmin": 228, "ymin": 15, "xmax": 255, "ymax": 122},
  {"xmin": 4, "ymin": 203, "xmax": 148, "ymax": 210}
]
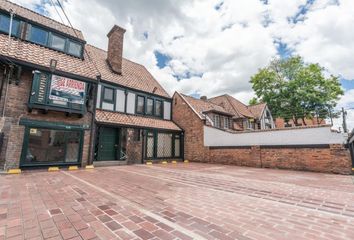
[
  {"xmin": 155, "ymin": 99, "xmax": 163, "ymax": 117},
  {"xmin": 0, "ymin": 13, "xmax": 20, "ymax": 37},
  {"xmin": 19, "ymin": 120, "xmax": 85, "ymax": 167},
  {"xmin": 146, "ymin": 97, "xmax": 154, "ymax": 115},
  {"xmin": 28, "ymin": 25, "xmax": 49, "ymax": 46},
  {"xmin": 67, "ymin": 40, "xmax": 83, "ymax": 57},
  {"xmin": 214, "ymin": 115, "xmax": 220, "ymax": 128},
  {"xmin": 136, "ymin": 95, "xmax": 146, "ymax": 114},
  {"xmin": 50, "ymin": 33, "xmax": 67, "ymax": 52}
]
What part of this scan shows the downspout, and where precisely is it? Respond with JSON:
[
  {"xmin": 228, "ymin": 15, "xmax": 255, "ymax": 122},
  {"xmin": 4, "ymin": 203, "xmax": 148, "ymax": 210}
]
[
  {"xmin": 2, "ymin": 10, "xmax": 14, "ymax": 118},
  {"xmin": 87, "ymin": 75, "xmax": 100, "ymax": 165}
]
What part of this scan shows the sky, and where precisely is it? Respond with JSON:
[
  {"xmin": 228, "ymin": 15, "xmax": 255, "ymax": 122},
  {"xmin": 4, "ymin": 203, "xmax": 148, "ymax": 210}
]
[{"xmin": 12, "ymin": 0, "xmax": 354, "ymax": 131}]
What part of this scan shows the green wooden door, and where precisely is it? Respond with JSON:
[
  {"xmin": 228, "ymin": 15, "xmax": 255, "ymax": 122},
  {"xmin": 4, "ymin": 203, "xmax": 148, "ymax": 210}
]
[{"xmin": 97, "ymin": 127, "xmax": 118, "ymax": 161}]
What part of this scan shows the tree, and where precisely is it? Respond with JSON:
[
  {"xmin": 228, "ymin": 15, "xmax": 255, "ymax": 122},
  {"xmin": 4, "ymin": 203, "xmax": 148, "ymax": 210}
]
[
  {"xmin": 249, "ymin": 97, "xmax": 260, "ymax": 105},
  {"xmin": 250, "ymin": 56, "xmax": 343, "ymax": 125}
]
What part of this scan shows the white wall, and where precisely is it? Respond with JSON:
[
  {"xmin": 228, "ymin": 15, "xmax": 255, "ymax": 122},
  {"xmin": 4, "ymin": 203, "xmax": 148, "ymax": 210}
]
[
  {"xmin": 96, "ymin": 84, "xmax": 101, "ymax": 107},
  {"xmin": 163, "ymin": 101, "xmax": 171, "ymax": 120},
  {"xmin": 126, "ymin": 92, "xmax": 136, "ymax": 114},
  {"xmin": 116, "ymin": 89, "xmax": 125, "ymax": 112},
  {"xmin": 204, "ymin": 126, "xmax": 347, "ymax": 146}
]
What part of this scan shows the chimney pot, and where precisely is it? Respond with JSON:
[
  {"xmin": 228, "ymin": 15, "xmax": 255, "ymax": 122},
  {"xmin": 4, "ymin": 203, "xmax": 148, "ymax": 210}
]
[
  {"xmin": 107, "ymin": 25, "xmax": 126, "ymax": 74},
  {"xmin": 200, "ymin": 96, "xmax": 207, "ymax": 101}
]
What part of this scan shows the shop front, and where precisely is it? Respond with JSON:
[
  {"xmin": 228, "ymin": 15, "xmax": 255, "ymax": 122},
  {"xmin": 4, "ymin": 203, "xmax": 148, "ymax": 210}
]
[{"xmin": 19, "ymin": 119, "xmax": 88, "ymax": 168}]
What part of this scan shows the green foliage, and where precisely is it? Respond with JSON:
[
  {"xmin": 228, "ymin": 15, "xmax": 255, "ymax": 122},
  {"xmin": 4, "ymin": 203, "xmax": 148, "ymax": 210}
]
[
  {"xmin": 250, "ymin": 56, "xmax": 344, "ymax": 125},
  {"xmin": 249, "ymin": 97, "xmax": 260, "ymax": 105}
]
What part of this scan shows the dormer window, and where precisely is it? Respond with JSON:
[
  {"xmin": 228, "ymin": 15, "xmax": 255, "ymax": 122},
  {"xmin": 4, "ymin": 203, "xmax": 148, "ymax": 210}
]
[
  {"xmin": 29, "ymin": 25, "xmax": 48, "ymax": 45},
  {"xmin": 68, "ymin": 40, "xmax": 82, "ymax": 57},
  {"xmin": 51, "ymin": 34, "xmax": 66, "ymax": 51},
  {"xmin": 0, "ymin": 14, "xmax": 20, "ymax": 37}
]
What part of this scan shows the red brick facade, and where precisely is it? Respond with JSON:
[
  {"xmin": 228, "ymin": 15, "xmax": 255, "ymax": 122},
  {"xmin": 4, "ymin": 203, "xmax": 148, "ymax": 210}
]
[
  {"xmin": 172, "ymin": 92, "xmax": 352, "ymax": 174},
  {"xmin": 0, "ymin": 67, "xmax": 93, "ymax": 170}
]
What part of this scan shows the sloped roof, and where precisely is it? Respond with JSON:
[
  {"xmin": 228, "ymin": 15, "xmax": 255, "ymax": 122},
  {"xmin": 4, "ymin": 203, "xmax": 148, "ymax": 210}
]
[
  {"xmin": 0, "ymin": 34, "xmax": 99, "ymax": 80},
  {"xmin": 96, "ymin": 110, "xmax": 181, "ymax": 131},
  {"xmin": 209, "ymin": 94, "xmax": 254, "ymax": 119},
  {"xmin": 248, "ymin": 103, "xmax": 267, "ymax": 119},
  {"xmin": 179, "ymin": 93, "xmax": 232, "ymax": 119},
  {"xmin": 86, "ymin": 45, "xmax": 170, "ymax": 98},
  {"xmin": 1, "ymin": 0, "xmax": 84, "ymax": 41}
]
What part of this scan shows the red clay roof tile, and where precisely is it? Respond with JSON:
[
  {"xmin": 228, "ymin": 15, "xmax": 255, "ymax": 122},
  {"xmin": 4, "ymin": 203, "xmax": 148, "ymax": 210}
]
[{"xmin": 96, "ymin": 110, "xmax": 181, "ymax": 131}]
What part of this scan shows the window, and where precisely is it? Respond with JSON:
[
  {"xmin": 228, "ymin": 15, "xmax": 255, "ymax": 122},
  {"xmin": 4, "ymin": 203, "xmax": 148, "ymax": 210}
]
[
  {"xmin": 174, "ymin": 135, "xmax": 181, "ymax": 157},
  {"xmin": 146, "ymin": 98, "xmax": 154, "ymax": 115},
  {"xmin": 214, "ymin": 115, "xmax": 220, "ymax": 128},
  {"xmin": 51, "ymin": 34, "xmax": 66, "ymax": 51},
  {"xmin": 224, "ymin": 117, "xmax": 230, "ymax": 129},
  {"xmin": 103, "ymin": 87, "xmax": 114, "ymax": 102},
  {"xmin": 146, "ymin": 132, "xmax": 154, "ymax": 158},
  {"xmin": 155, "ymin": 100, "xmax": 162, "ymax": 117},
  {"xmin": 23, "ymin": 128, "xmax": 81, "ymax": 165},
  {"xmin": 0, "ymin": 14, "xmax": 20, "ymax": 36},
  {"xmin": 136, "ymin": 96, "xmax": 145, "ymax": 114},
  {"xmin": 29, "ymin": 26, "xmax": 48, "ymax": 45},
  {"xmin": 68, "ymin": 40, "xmax": 82, "ymax": 57}
]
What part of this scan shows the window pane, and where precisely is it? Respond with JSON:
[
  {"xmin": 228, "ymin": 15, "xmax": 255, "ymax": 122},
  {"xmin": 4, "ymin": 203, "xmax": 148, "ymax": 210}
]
[
  {"xmin": 146, "ymin": 98, "xmax": 153, "ymax": 115},
  {"xmin": 51, "ymin": 34, "xmax": 66, "ymax": 51},
  {"xmin": 0, "ymin": 15, "xmax": 19, "ymax": 36},
  {"xmin": 174, "ymin": 137, "xmax": 180, "ymax": 157},
  {"xmin": 103, "ymin": 88, "xmax": 114, "ymax": 102},
  {"xmin": 30, "ymin": 26, "xmax": 48, "ymax": 45},
  {"xmin": 155, "ymin": 100, "xmax": 162, "ymax": 116},
  {"xmin": 25, "ymin": 128, "xmax": 80, "ymax": 164},
  {"xmin": 68, "ymin": 41, "xmax": 82, "ymax": 56},
  {"xmin": 137, "ymin": 96, "xmax": 145, "ymax": 113}
]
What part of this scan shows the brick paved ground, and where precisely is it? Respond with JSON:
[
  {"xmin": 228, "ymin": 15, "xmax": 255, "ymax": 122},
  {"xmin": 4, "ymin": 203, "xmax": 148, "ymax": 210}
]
[{"xmin": 1, "ymin": 163, "xmax": 354, "ymax": 240}]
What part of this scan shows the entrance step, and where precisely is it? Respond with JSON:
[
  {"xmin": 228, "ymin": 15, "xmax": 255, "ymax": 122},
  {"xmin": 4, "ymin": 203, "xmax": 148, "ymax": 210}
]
[{"xmin": 93, "ymin": 161, "xmax": 128, "ymax": 167}]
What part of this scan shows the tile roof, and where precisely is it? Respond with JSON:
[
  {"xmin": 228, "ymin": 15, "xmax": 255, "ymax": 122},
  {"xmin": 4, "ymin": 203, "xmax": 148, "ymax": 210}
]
[
  {"xmin": 179, "ymin": 93, "xmax": 232, "ymax": 119},
  {"xmin": 248, "ymin": 103, "xmax": 266, "ymax": 119},
  {"xmin": 0, "ymin": 34, "xmax": 99, "ymax": 80},
  {"xmin": 86, "ymin": 45, "xmax": 170, "ymax": 98},
  {"xmin": 209, "ymin": 94, "xmax": 254, "ymax": 119},
  {"xmin": 1, "ymin": 0, "xmax": 84, "ymax": 41},
  {"xmin": 96, "ymin": 110, "xmax": 181, "ymax": 131}
]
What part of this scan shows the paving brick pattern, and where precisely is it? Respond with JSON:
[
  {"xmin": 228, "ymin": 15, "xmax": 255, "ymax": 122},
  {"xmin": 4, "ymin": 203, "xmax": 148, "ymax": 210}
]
[{"xmin": 1, "ymin": 163, "xmax": 354, "ymax": 239}]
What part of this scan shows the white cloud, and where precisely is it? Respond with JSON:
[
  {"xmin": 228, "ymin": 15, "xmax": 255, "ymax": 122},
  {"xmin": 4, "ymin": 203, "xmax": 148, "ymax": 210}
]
[{"xmin": 11, "ymin": 0, "xmax": 354, "ymax": 109}]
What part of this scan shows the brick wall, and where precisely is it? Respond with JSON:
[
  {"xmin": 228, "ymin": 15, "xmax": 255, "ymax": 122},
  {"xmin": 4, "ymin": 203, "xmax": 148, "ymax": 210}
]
[
  {"xmin": 0, "ymin": 67, "xmax": 93, "ymax": 169},
  {"xmin": 126, "ymin": 128, "xmax": 143, "ymax": 164},
  {"xmin": 172, "ymin": 93, "xmax": 209, "ymax": 162},
  {"xmin": 207, "ymin": 145, "xmax": 351, "ymax": 174}
]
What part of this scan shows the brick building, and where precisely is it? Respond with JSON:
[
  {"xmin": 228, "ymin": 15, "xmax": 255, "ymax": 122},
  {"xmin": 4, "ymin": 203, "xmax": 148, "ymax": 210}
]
[
  {"xmin": 172, "ymin": 92, "xmax": 351, "ymax": 174},
  {"xmin": 208, "ymin": 94, "xmax": 275, "ymax": 130},
  {"xmin": 0, "ymin": 1, "xmax": 182, "ymax": 170}
]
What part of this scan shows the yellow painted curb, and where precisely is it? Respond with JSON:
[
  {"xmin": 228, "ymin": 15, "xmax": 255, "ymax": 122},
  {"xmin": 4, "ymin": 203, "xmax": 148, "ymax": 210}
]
[
  {"xmin": 85, "ymin": 165, "xmax": 94, "ymax": 169},
  {"xmin": 172, "ymin": 160, "xmax": 177, "ymax": 164},
  {"xmin": 161, "ymin": 161, "xmax": 168, "ymax": 164},
  {"xmin": 48, "ymin": 167, "xmax": 59, "ymax": 172},
  {"xmin": 184, "ymin": 160, "xmax": 189, "ymax": 163},
  {"xmin": 7, "ymin": 169, "xmax": 21, "ymax": 174},
  {"xmin": 68, "ymin": 166, "xmax": 79, "ymax": 171},
  {"xmin": 146, "ymin": 161, "xmax": 153, "ymax": 165}
]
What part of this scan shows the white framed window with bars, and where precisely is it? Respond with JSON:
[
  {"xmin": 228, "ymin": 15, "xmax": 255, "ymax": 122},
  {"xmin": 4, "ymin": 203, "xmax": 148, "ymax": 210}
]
[{"xmin": 214, "ymin": 115, "xmax": 220, "ymax": 128}]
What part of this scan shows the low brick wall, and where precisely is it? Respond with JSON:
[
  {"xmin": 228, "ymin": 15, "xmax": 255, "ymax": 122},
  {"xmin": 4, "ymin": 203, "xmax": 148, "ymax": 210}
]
[{"xmin": 206, "ymin": 144, "xmax": 351, "ymax": 174}]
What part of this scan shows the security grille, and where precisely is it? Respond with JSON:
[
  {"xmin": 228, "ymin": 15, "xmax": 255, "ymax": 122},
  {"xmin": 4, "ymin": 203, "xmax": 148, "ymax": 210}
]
[
  {"xmin": 146, "ymin": 132, "xmax": 154, "ymax": 158},
  {"xmin": 157, "ymin": 133, "xmax": 172, "ymax": 158}
]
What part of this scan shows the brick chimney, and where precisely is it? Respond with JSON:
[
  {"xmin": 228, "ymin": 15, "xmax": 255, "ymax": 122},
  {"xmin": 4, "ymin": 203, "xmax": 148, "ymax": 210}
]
[
  {"xmin": 107, "ymin": 25, "xmax": 126, "ymax": 74},
  {"xmin": 200, "ymin": 96, "xmax": 207, "ymax": 101}
]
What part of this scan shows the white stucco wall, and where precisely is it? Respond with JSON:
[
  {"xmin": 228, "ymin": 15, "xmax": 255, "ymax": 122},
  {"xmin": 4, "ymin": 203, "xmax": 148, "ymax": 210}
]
[
  {"xmin": 163, "ymin": 101, "xmax": 171, "ymax": 120},
  {"xmin": 115, "ymin": 89, "xmax": 125, "ymax": 112},
  {"xmin": 204, "ymin": 126, "xmax": 347, "ymax": 146},
  {"xmin": 126, "ymin": 92, "xmax": 136, "ymax": 114}
]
